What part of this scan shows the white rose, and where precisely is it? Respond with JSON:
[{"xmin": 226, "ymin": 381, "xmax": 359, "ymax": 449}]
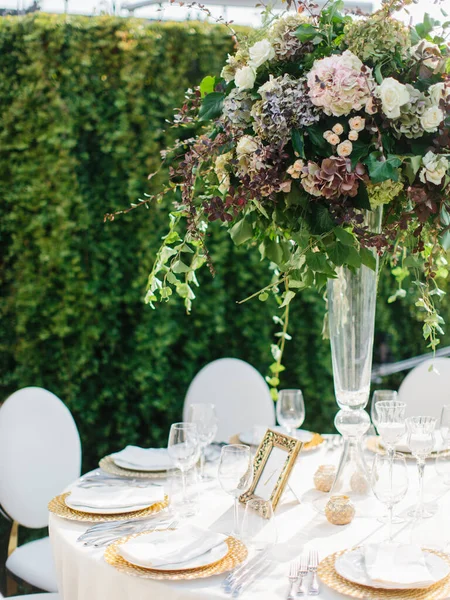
[
  {"xmin": 420, "ymin": 105, "xmax": 444, "ymax": 132},
  {"xmin": 236, "ymin": 135, "xmax": 258, "ymax": 156},
  {"xmin": 429, "ymin": 82, "xmax": 446, "ymax": 105},
  {"xmin": 234, "ymin": 65, "xmax": 256, "ymax": 90},
  {"xmin": 375, "ymin": 78, "xmax": 410, "ymax": 119},
  {"xmin": 337, "ymin": 140, "xmax": 353, "ymax": 157},
  {"xmin": 419, "ymin": 151, "xmax": 449, "ymax": 186},
  {"xmin": 249, "ymin": 39, "xmax": 275, "ymax": 68}
]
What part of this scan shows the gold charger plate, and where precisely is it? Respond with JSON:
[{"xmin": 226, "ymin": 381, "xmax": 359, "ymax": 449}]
[
  {"xmin": 104, "ymin": 531, "xmax": 248, "ymax": 580},
  {"xmin": 366, "ymin": 436, "xmax": 450, "ymax": 460},
  {"xmin": 99, "ymin": 455, "xmax": 169, "ymax": 479},
  {"xmin": 48, "ymin": 492, "xmax": 169, "ymax": 523},
  {"xmin": 231, "ymin": 431, "xmax": 324, "ymax": 452},
  {"xmin": 318, "ymin": 548, "xmax": 450, "ymax": 599}
]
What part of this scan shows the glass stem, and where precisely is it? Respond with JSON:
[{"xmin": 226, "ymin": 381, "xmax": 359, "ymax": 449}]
[
  {"xmin": 388, "ymin": 504, "xmax": 394, "ymax": 542},
  {"xmin": 417, "ymin": 459, "xmax": 425, "ymax": 515},
  {"xmin": 233, "ymin": 497, "xmax": 240, "ymax": 537},
  {"xmin": 180, "ymin": 468, "xmax": 187, "ymax": 504},
  {"xmin": 200, "ymin": 448, "xmax": 205, "ymax": 479}
]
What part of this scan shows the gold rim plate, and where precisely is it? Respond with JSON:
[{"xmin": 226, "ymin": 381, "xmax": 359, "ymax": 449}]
[
  {"xmin": 105, "ymin": 531, "xmax": 248, "ymax": 580},
  {"xmin": 366, "ymin": 436, "xmax": 450, "ymax": 460},
  {"xmin": 48, "ymin": 492, "xmax": 169, "ymax": 523},
  {"xmin": 99, "ymin": 455, "xmax": 169, "ymax": 479},
  {"xmin": 318, "ymin": 548, "xmax": 450, "ymax": 599}
]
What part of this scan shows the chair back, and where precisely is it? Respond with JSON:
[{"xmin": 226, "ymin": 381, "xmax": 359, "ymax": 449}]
[
  {"xmin": 398, "ymin": 357, "xmax": 450, "ymax": 420},
  {"xmin": 0, "ymin": 387, "xmax": 81, "ymax": 528},
  {"xmin": 183, "ymin": 358, "xmax": 275, "ymax": 442}
]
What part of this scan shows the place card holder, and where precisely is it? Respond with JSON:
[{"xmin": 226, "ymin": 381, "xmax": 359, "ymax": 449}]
[{"xmin": 239, "ymin": 428, "xmax": 303, "ymax": 513}]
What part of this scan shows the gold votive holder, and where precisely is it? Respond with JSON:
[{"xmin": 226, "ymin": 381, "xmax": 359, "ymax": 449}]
[
  {"xmin": 313, "ymin": 465, "xmax": 336, "ymax": 493},
  {"xmin": 325, "ymin": 495, "xmax": 355, "ymax": 525}
]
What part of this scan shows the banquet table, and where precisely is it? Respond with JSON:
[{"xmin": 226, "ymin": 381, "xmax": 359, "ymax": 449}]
[{"xmin": 49, "ymin": 437, "xmax": 450, "ymax": 600}]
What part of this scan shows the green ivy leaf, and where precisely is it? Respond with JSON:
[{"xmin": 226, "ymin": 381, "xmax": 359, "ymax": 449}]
[
  {"xmin": 198, "ymin": 92, "xmax": 224, "ymax": 122},
  {"xmin": 360, "ymin": 247, "xmax": 377, "ymax": 271},
  {"xmin": 346, "ymin": 246, "xmax": 362, "ymax": 268},
  {"xmin": 327, "ymin": 242, "xmax": 349, "ymax": 267},
  {"xmin": 350, "ymin": 139, "xmax": 371, "ymax": 169},
  {"xmin": 364, "ymin": 152, "xmax": 401, "ymax": 184},
  {"xmin": 294, "ymin": 23, "xmax": 319, "ymax": 42},
  {"xmin": 229, "ymin": 217, "xmax": 253, "ymax": 245},
  {"xmin": 291, "ymin": 129, "xmax": 306, "ymax": 159},
  {"xmin": 353, "ymin": 182, "xmax": 371, "ymax": 210},
  {"xmin": 403, "ymin": 155, "xmax": 422, "ymax": 185},
  {"xmin": 334, "ymin": 226, "xmax": 354, "ymax": 246},
  {"xmin": 199, "ymin": 75, "xmax": 215, "ymax": 98},
  {"xmin": 172, "ymin": 260, "xmax": 190, "ymax": 273},
  {"xmin": 280, "ymin": 290, "xmax": 296, "ymax": 308}
]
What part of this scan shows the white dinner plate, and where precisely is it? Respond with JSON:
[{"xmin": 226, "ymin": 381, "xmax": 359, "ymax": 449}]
[
  {"xmin": 239, "ymin": 426, "xmax": 313, "ymax": 446},
  {"xmin": 380, "ymin": 431, "xmax": 449, "ymax": 454},
  {"xmin": 119, "ymin": 541, "xmax": 229, "ymax": 571},
  {"xmin": 335, "ymin": 548, "xmax": 450, "ymax": 590},
  {"xmin": 112, "ymin": 458, "xmax": 168, "ymax": 473},
  {"xmin": 64, "ymin": 498, "xmax": 157, "ymax": 515}
]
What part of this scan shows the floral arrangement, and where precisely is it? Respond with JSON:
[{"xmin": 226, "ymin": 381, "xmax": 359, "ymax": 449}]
[{"xmin": 110, "ymin": 0, "xmax": 450, "ymax": 391}]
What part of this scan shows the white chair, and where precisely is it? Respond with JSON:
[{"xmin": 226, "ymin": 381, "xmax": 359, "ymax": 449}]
[
  {"xmin": 0, "ymin": 387, "xmax": 82, "ymax": 593},
  {"xmin": 183, "ymin": 358, "xmax": 275, "ymax": 442},
  {"xmin": 3, "ymin": 595, "xmax": 60, "ymax": 599},
  {"xmin": 398, "ymin": 357, "xmax": 450, "ymax": 420}
]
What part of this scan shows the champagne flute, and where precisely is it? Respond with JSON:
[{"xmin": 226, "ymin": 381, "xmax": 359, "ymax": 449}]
[
  {"xmin": 218, "ymin": 444, "xmax": 253, "ymax": 537},
  {"xmin": 188, "ymin": 403, "xmax": 218, "ymax": 480},
  {"xmin": 406, "ymin": 416, "xmax": 437, "ymax": 519},
  {"xmin": 370, "ymin": 390, "xmax": 398, "ymax": 430},
  {"xmin": 276, "ymin": 389, "xmax": 305, "ymax": 437},
  {"xmin": 167, "ymin": 422, "xmax": 199, "ymax": 514},
  {"xmin": 371, "ymin": 453, "xmax": 408, "ymax": 542}
]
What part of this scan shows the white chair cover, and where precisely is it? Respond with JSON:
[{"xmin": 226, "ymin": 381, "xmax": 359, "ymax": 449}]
[
  {"xmin": 5, "ymin": 595, "xmax": 60, "ymax": 599},
  {"xmin": 398, "ymin": 357, "xmax": 450, "ymax": 420},
  {"xmin": 0, "ymin": 387, "xmax": 81, "ymax": 529},
  {"xmin": 183, "ymin": 358, "xmax": 275, "ymax": 442},
  {"xmin": 6, "ymin": 537, "xmax": 58, "ymax": 593}
]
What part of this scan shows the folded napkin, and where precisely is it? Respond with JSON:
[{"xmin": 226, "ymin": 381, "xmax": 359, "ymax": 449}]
[
  {"xmin": 118, "ymin": 524, "xmax": 226, "ymax": 569},
  {"xmin": 111, "ymin": 446, "xmax": 173, "ymax": 471},
  {"xmin": 67, "ymin": 485, "xmax": 165, "ymax": 510},
  {"xmin": 364, "ymin": 543, "xmax": 435, "ymax": 587}
]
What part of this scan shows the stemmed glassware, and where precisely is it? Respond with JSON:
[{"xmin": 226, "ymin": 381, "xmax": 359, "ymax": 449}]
[
  {"xmin": 276, "ymin": 389, "xmax": 305, "ymax": 437},
  {"xmin": 167, "ymin": 422, "xmax": 200, "ymax": 515},
  {"xmin": 370, "ymin": 390, "xmax": 398, "ymax": 430},
  {"xmin": 436, "ymin": 405, "xmax": 450, "ymax": 485},
  {"xmin": 188, "ymin": 403, "xmax": 218, "ymax": 481},
  {"xmin": 406, "ymin": 416, "xmax": 437, "ymax": 519},
  {"xmin": 371, "ymin": 453, "xmax": 408, "ymax": 542},
  {"xmin": 218, "ymin": 444, "xmax": 253, "ymax": 537}
]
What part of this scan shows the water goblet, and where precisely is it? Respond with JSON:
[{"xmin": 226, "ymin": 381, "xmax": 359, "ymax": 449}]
[
  {"xmin": 187, "ymin": 403, "xmax": 218, "ymax": 481},
  {"xmin": 241, "ymin": 498, "xmax": 277, "ymax": 552},
  {"xmin": 276, "ymin": 389, "xmax": 305, "ymax": 437},
  {"xmin": 371, "ymin": 453, "xmax": 408, "ymax": 542},
  {"xmin": 370, "ymin": 390, "xmax": 398, "ymax": 430},
  {"xmin": 406, "ymin": 416, "xmax": 437, "ymax": 519},
  {"xmin": 218, "ymin": 444, "xmax": 253, "ymax": 537},
  {"xmin": 440, "ymin": 404, "xmax": 450, "ymax": 445},
  {"xmin": 167, "ymin": 422, "xmax": 200, "ymax": 515}
]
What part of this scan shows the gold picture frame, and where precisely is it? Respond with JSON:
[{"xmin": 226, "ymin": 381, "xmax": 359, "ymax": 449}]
[{"xmin": 239, "ymin": 428, "xmax": 303, "ymax": 511}]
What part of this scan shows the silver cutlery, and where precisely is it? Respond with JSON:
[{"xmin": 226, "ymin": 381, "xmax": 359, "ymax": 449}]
[
  {"xmin": 308, "ymin": 549, "xmax": 319, "ymax": 596},
  {"xmin": 78, "ymin": 513, "xmax": 173, "ymax": 542},
  {"xmin": 287, "ymin": 559, "xmax": 299, "ymax": 600},
  {"xmin": 81, "ymin": 518, "xmax": 178, "ymax": 548},
  {"xmin": 231, "ymin": 558, "xmax": 270, "ymax": 597},
  {"xmin": 222, "ymin": 552, "xmax": 267, "ymax": 591},
  {"xmin": 77, "ymin": 476, "xmax": 159, "ymax": 489},
  {"xmin": 296, "ymin": 552, "xmax": 309, "ymax": 596}
]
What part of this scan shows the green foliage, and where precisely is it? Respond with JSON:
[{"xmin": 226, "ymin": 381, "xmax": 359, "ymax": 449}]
[{"xmin": 1, "ymin": 13, "xmax": 450, "ymax": 486}]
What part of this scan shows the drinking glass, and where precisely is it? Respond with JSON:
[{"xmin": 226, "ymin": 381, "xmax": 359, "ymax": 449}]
[
  {"xmin": 440, "ymin": 404, "xmax": 450, "ymax": 445},
  {"xmin": 241, "ymin": 498, "xmax": 277, "ymax": 552},
  {"xmin": 436, "ymin": 405, "xmax": 450, "ymax": 485},
  {"xmin": 406, "ymin": 416, "xmax": 437, "ymax": 519},
  {"xmin": 375, "ymin": 401, "xmax": 406, "ymax": 458},
  {"xmin": 218, "ymin": 444, "xmax": 253, "ymax": 537},
  {"xmin": 371, "ymin": 453, "xmax": 408, "ymax": 542},
  {"xmin": 188, "ymin": 403, "xmax": 218, "ymax": 480},
  {"xmin": 370, "ymin": 390, "xmax": 398, "ymax": 429},
  {"xmin": 276, "ymin": 389, "xmax": 305, "ymax": 437},
  {"xmin": 167, "ymin": 422, "xmax": 199, "ymax": 514}
]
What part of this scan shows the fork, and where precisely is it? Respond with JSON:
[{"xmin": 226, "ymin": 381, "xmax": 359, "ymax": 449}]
[
  {"xmin": 287, "ymin": 559, "xmax": 299, "ymax": 600},
  {"xmin": 296, "ymin": 552, "xmax": 309, "ymax": 596},
  {"xmin": 308, "ymin": 549, "xmax": 319, "ymax": 596},
  {"xmin": 231, "ymin": 558, "xmax": 270, "ymax": 597}
]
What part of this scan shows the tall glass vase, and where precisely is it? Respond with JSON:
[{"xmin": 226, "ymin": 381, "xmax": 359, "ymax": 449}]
[{"xmin": 323, "ymin": 208, "xmax": 382, "ymax": 515}]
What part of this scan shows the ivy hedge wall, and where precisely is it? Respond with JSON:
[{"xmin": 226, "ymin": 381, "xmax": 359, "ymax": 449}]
[{"xmin": 1, "ymin": 13, "xmax": 449, "ymax": 476}]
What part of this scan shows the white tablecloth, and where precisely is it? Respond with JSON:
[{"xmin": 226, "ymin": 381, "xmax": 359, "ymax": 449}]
[{"xmin": 49, "ymin": 440, "xmax": 450, "ymax": 600}]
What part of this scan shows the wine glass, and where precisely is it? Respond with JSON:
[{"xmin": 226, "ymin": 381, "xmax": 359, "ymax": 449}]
[
  {"xmin": 375, "ymin": 401, "xmax": 406, "ymax": 458},
  {"xmin": 167, "ymin": 422, "xmax": 199, "ymax": 515},
  {"xmin": 188, "ymin": 403, "xmax": 218, "ymax": 480},
  {"xmin": 276, "ymin": 389, "xmax": 305, "ymax": 437},
  {"xmin": 371, "ymin": 453, "xmax": 408, "ymax": 542},
  {"xmin": 241, "ymin": 498, "xmax": 277, "ymax": 552},
  {"xmin": 370, "ymin": 390, "xmax": 398, "ymax": 430},
  {"xmin": 440, "ymin": 404, "xmax": 450, "ymax": 445},
  {"xmin": 218, "ymin": 444, "xmax": 253, "ymax": 537},
  {"xmin": 406, "ymin": 416, "xmax": 437, "ymax": 519},
  {"xmin": 436, "ymin": 405, "xmax": 450, "ymax": 485}
]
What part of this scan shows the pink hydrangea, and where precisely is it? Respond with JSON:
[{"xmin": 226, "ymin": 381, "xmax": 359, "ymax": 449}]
[{"xmin": 306, "ymin": 50, "xmax": 374, "ymax": 117}]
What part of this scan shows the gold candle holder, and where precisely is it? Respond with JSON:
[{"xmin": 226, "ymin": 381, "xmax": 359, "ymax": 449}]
[
  {"xmin": 313, "ymin": 465, "xmax": 336, "ymax": 493},
  {"xmin": 325, "ymin": 495, "xmax": 355, "ymax": 525}
]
